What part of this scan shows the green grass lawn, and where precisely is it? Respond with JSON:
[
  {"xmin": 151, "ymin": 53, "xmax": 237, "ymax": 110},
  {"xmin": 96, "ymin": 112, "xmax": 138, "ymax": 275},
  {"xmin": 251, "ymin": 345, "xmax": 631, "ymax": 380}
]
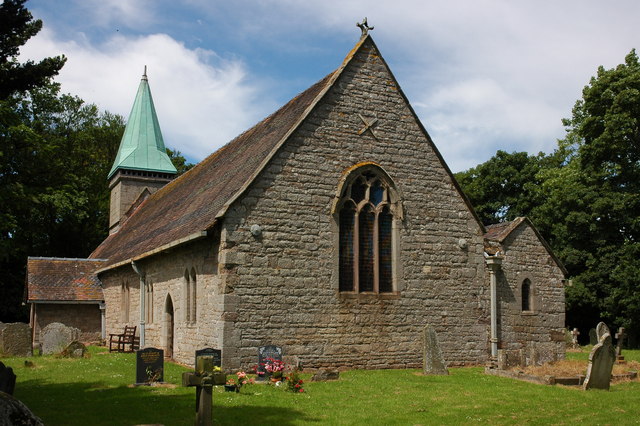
[{"xmin": 2, "ymin": 347, "xmax": 640, "ymax": 425}]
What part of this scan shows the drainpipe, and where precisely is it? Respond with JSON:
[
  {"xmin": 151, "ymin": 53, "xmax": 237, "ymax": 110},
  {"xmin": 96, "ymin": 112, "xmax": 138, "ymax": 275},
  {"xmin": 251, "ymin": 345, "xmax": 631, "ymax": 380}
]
[
  {"xmin": 99, "ymin": 301, "xmax": 106, "ymax": 342},
  {"xmin": 131, "ymin": 261, "xmax": 145, "ymax": 348},
  {"xmin": 485, "ymin": 255, "xmax": 503, "ymax": 360}
]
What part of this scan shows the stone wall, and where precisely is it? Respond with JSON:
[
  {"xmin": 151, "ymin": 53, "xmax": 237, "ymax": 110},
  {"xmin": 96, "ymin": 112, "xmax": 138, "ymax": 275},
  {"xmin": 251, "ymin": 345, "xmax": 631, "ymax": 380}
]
[
  {"xmin": 496, "ymin": 222, "xmax": 566, "ymax": 365},
  {"xmin": 218, "ymin": 37, "xmax": 490, "ymax": 370},
  {"xmin": 101, "ymin": 236, "xmax": 224, "ymax": 365},
  {"xmin": 33, "ymin": 304, "xmax": 101, "ymax": 345}
]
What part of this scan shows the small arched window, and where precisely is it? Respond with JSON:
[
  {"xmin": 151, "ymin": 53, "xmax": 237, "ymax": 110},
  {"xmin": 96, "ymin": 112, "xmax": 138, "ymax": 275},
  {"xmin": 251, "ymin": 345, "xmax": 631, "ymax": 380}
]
[
  {"xmin": 522, "ymin": 279, "xmax": 533, "ymax": 312},
  {"xmin": 336, "ymin": 165, "xmax": 399, "ymax": 293}
]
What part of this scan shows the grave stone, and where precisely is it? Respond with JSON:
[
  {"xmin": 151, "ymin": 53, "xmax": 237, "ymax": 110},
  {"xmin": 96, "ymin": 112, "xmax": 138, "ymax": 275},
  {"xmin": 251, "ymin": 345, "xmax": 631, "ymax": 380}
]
[
  {"xmin": 41, "ymin": 322, "xmax": 80, "ymax": 355},
  {"xmin": 0, "ymin": 362, "xmax": 16, "ymax": 395},
  {"xmin": 0, "ymin": 392, "xmax": 43, "ymax": 426},
  {"xmin": 195, "ymin": 348, "xmax": 221, "ymax": 371},
  {"xmin": 615, "ymin": 327, "xmax": 626, "ymax": 361},
  {"xmin": 588, "ymin": 328, "xmax": 597, "ymax": 345},
  {"xmin": 571, "ymin": 328, "xmax": 580, "ymax": 349},
  {"xmin": 61, "ymin": 341, "xmax": 87, "ymax": 358},
  {"xmin": 0, "ymin": 323, "xmax": 32, "ymax": 357},
  {"xmin": 136, "ymin": 347, "xmax": 164, "ymax": 384},
  {"xmin": 311, "ymin": 369, "xmax": 340, "ymax": 382},
  {"xmin": 257, "ymin": 345, "xmax": 283, "ymax": 379},
  {"xmin": 422, "ymin": 325, "xmax": 449, "ymax": 375},
  {"xmin": 583, "ymin": 322, "xmax": 616, "ymax": 390}
]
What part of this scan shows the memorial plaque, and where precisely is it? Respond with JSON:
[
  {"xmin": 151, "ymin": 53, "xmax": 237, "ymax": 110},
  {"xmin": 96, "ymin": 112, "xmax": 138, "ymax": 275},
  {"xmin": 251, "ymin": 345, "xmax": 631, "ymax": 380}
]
[
  {"xmin": 257, "ymin": 345, "xmax": 283, "ymax": 377},
  {"xmin": 136, "ymin": 347, "xmax": 164, "ymax": 384},
  {"xmin": 195, "ymin": 348, "xmax": 221, "ymax": 374}
]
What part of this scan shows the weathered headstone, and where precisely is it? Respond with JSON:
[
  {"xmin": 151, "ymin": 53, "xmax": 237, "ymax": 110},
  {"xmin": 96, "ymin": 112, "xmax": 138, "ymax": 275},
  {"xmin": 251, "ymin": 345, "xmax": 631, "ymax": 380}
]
[
  {"xmin": 615, "ymin": 327, "xmax": 626, "ymax": 361},
  {"xmin": 311, "ymin": 369, "xmax": 340, "ymax": 382},
  {"xmin": 422, "ymin": 325, "xmax": 449, "ymax": 375},
  {"xmin": 588, "ymin": 328, "xmax": 597, "ymax": 346},
  {"xmin": 61, "ymin": 341, "xmax": 87, "ymax": 358},
  {"xmin": 571, "ymin": 328, "xmax": 580, "ymax": 349},
  {"xmin": 41, "ymin": 322, "xmax": 80, "ymax": 355},
  {"xmin": 0, "ymin": 323, "xmax": 32, "ymax": 357},
  {"xmin": 0, "ymin": 362, "xmax": 16, "ymax": 395},
  {"xmin": 258, "ymin": 345, "xmax": 283, "ymax": 379},
  {"xmin": 136, "ymin": 347, "xmax": 164, "ymax": 384},
  {"xmin": 583, "ymin": 322, "xmax": 616, "ymax": 390},
  {"xmin": 0, "ymin": 392, "xmax": 43, "ymax": 426}
]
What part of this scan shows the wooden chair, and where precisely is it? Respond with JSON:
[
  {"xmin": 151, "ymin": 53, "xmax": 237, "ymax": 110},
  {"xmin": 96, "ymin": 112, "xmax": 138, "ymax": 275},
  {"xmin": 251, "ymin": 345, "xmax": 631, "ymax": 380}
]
[{"xmin": 109, "ymin": 326, "xmax": 137, "ymax": 352}]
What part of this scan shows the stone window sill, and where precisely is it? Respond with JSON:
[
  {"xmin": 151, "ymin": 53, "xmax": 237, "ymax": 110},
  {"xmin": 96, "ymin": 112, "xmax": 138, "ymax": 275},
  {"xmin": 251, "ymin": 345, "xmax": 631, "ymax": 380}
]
[
  {"xmin": 521, "ymin": 311, "xmax": 537, "ymax": 316},
  {"xmin": 338, "ymin": 292, "xmax": 400, "ymax": 300}
]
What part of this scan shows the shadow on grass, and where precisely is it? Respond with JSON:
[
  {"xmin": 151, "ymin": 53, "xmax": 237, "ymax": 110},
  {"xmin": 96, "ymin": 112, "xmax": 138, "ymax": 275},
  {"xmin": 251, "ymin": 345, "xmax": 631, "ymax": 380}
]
[{"xmin": 15, "ymin": 379, "xmax": 317, "ymax": 426}]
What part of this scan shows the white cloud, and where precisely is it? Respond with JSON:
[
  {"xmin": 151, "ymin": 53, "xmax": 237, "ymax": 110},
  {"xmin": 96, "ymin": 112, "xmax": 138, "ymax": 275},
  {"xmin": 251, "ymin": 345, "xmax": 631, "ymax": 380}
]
[{"xmin": 20, "ymin": 28, "xmax": 273, "ymax": 162}]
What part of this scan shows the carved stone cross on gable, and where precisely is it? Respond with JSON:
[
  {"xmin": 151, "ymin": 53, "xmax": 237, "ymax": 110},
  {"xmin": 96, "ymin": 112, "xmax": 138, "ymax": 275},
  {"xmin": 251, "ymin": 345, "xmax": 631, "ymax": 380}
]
[{"xmin": 358, "ymin": 114, "xmax": 379, "ymax": 139}]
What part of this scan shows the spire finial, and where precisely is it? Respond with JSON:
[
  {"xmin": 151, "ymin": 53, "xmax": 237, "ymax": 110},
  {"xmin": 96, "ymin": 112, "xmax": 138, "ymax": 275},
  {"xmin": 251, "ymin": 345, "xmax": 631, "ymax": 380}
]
[
  {"xmin": 356, "ymin": 18, "xmax": 374, "ymax": 36},
  {"xmin": 142, "ymin": 65, "xmax": 148, "ymax": 81}
]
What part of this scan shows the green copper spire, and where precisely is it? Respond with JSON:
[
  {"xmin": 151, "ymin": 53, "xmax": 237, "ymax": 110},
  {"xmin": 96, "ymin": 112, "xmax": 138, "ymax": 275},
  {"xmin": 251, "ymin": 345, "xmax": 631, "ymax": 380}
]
[{"xmin": 108, "ymin": 69, "xmax": 177, "ymax": 179}]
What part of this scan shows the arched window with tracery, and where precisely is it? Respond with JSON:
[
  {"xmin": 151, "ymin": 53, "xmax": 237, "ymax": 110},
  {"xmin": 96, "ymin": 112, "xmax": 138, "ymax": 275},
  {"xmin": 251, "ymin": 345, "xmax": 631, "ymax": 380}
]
[{"xmin": 336, "ymin": 165, "xmax": 399, "ymax": 293}]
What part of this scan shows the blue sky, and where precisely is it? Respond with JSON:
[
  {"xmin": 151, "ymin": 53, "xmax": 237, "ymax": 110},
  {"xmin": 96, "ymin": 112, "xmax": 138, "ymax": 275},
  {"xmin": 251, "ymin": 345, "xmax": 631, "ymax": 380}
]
[{"xmin": 21, "ymin": 0, "xmax": 640, "ymax": 172}]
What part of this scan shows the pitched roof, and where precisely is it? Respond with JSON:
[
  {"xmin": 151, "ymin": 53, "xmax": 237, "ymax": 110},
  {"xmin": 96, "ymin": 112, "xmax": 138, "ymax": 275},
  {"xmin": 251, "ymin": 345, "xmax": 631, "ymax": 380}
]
[
  {"xmin": 26, "ymin": 257, "xmax": 106, "ymax": 302},
  {"xmin": 91, "ymin": 34, "xmax": 484, "ymax": 270},
  {"xmin": 107, "ymin": 72, "xmax": 177, "ymax": 179},
  {"xmin": 484, "ymin": 218, "xmax": 568, "ymax": 275}
]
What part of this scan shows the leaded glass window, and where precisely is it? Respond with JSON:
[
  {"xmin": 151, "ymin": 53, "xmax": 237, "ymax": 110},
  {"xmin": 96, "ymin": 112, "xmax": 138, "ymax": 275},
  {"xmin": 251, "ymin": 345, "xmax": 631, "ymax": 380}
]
[{"xmin": 338, "ymin": 167, "xmax": 396, "ymax": 293}]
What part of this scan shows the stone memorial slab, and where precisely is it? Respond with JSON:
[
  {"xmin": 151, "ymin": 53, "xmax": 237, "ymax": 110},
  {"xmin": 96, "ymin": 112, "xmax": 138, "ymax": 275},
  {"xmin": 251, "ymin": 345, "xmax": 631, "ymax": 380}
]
[
  {"xmin": 422, "ymin": 325, "xmax": 449, "ymax": 375},
  {"xmin": 136, "ymin": 347, "xmax": 164, "ymax": 384},
  {"xmin": 0, "ymin": 392, "xmax": 43, "ymax": 426},
  {"xmin": 61, "ymin": 341, "xmax": 87, "ymax": 358},
  {"xmin": 41, "ymin": 322, "xmax": 80, "ymax": 355},
  {"xmin": 0, "ymin": 362, "xmax": 16, "ymax": 395},
  {"xmin": 0, "ymin": 323, "xmax": 32, "ymax": 357},
  {"xmin": 258, "ymin": 345, "xmax": 283, "ymax": 378},
  {"xmin": 588, "ymin": 328, "xmax": 597, "ymax": 346},
  {"xmin": 584, "ymin": 322, "xmax": 616, "ymax": 390},
  {"xmin": 195, "ymin": 348, "xmax": 221, "ymax": 372}
]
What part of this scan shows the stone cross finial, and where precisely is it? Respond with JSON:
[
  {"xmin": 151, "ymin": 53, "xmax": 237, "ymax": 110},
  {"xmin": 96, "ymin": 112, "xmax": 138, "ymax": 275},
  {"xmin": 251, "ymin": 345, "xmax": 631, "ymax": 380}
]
[
  {"xmin": 357, "ymin": 18, "xmax": 374, "ymax": 36},
  {"xmin": 615, "ymin": 327, "xmax": 626, "ymax": 359}
]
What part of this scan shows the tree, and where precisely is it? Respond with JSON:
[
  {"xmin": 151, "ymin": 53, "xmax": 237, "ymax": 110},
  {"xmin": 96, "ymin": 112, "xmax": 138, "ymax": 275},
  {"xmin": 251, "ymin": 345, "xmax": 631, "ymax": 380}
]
[
  {"xmin": 454, "ymin": 150, "xmax": 550, "ymax": 225},
  {"xmin": 0, "ymin": 0, "xmax": 66, "ymax": 99}
]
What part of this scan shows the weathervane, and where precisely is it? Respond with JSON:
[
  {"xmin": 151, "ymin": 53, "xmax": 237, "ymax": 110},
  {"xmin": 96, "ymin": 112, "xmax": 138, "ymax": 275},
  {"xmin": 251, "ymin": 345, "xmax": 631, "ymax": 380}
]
[{"xmin": 357, "ymin": 18, "xmax": 374, "ymax": 36}]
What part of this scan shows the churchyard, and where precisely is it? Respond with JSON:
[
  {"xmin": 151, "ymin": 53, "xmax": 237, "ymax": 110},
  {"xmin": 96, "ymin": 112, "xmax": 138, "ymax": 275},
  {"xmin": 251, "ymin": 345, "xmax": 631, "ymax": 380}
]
[{"xmin": 1, "ymin": 345, "xmax": 640, "ymax": 425}]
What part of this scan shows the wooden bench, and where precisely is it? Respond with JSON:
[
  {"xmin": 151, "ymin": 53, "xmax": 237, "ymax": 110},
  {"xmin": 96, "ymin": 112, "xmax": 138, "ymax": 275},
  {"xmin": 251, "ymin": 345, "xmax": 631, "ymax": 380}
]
[{"xmin": 109, "ymin": 326, "xmax": 137, "ymax": 352}]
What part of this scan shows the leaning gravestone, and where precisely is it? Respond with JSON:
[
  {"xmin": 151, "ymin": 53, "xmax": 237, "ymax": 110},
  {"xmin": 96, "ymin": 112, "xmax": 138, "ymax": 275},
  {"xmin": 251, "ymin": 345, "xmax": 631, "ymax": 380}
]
[
  {"xmin": 422, "ymin": 325, "xmax": 449, "ymax": 375},
  {"xmin": 136, "ymin": 347, "xmax": 164, "ymax": 384},
  {"xmin": 41, "ymin": 322, "xmax": 80, "ymax": 355},
  {"xmin": 0, "ymin": 323, "xmax": 32, "ymax": 357},
  {"xmin": 258, "ymin": 345, "xmax": 283, "ymax": 379},
  {"xmin": 583, "ymin": 322, "xmax": 616, "ymax": 391},
  {"xmin": 0, "ymin": 392, "xmax": 43, "ymax": 426},
  {"xmin": 61, "ymin": 341, "xmax": 87, "ymax": 358}
]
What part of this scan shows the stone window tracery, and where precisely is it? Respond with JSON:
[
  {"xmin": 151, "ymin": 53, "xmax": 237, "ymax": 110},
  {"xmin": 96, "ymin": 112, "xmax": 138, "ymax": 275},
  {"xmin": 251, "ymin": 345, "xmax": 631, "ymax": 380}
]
[{"xmin": 337, "ymin": 166, "xmax": 399, "ymax": 293}]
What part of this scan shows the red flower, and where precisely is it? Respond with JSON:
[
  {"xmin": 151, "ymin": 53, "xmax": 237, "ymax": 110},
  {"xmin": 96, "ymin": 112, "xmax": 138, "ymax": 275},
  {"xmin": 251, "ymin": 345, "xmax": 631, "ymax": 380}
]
[{"xmin": 299, "ymin": 388, "xmax": 304, "ymax": 393}]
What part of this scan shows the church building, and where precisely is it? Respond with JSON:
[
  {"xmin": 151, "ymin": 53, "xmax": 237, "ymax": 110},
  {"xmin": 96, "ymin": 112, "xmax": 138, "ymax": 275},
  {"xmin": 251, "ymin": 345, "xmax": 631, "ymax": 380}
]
[{"xmin": 28, "ymin": 31, "xmax": 567, "ymax": 370}]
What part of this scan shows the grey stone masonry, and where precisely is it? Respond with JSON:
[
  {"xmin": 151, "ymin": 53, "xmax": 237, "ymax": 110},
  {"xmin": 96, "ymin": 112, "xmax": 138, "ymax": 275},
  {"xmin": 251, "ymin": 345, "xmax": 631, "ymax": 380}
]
[{"xmin": 0, "ymin": 323, "xmax": 32, "ymax": 357}]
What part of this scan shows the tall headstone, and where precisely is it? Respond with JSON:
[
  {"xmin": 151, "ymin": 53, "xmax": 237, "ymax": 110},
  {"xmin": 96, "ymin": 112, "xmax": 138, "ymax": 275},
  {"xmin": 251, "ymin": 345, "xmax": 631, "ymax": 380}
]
[
  {"xmin": 588, "ymin": 328, "xmax": 598, "ymax": 346},
  {"xmin": 0, "ymin": 323, "xmax": 32, "ymax": 357},
  {"xmin": 422, "ymin": 325, "xmax": 449, "ymax": 375},
  {"xmin": 41, "ymin": 323, "xmax": 80, "ymax": 355},
  {"xmin": 615, "ymin": 327, "xmax": 626, "ymax": 361},
  {"xmin": 136, "ymin": 347, "xmax": 164, "ymax": 384},
  {"xmin": 583, "ymin": 322, "xmax": 616, "ymax": 390}
]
